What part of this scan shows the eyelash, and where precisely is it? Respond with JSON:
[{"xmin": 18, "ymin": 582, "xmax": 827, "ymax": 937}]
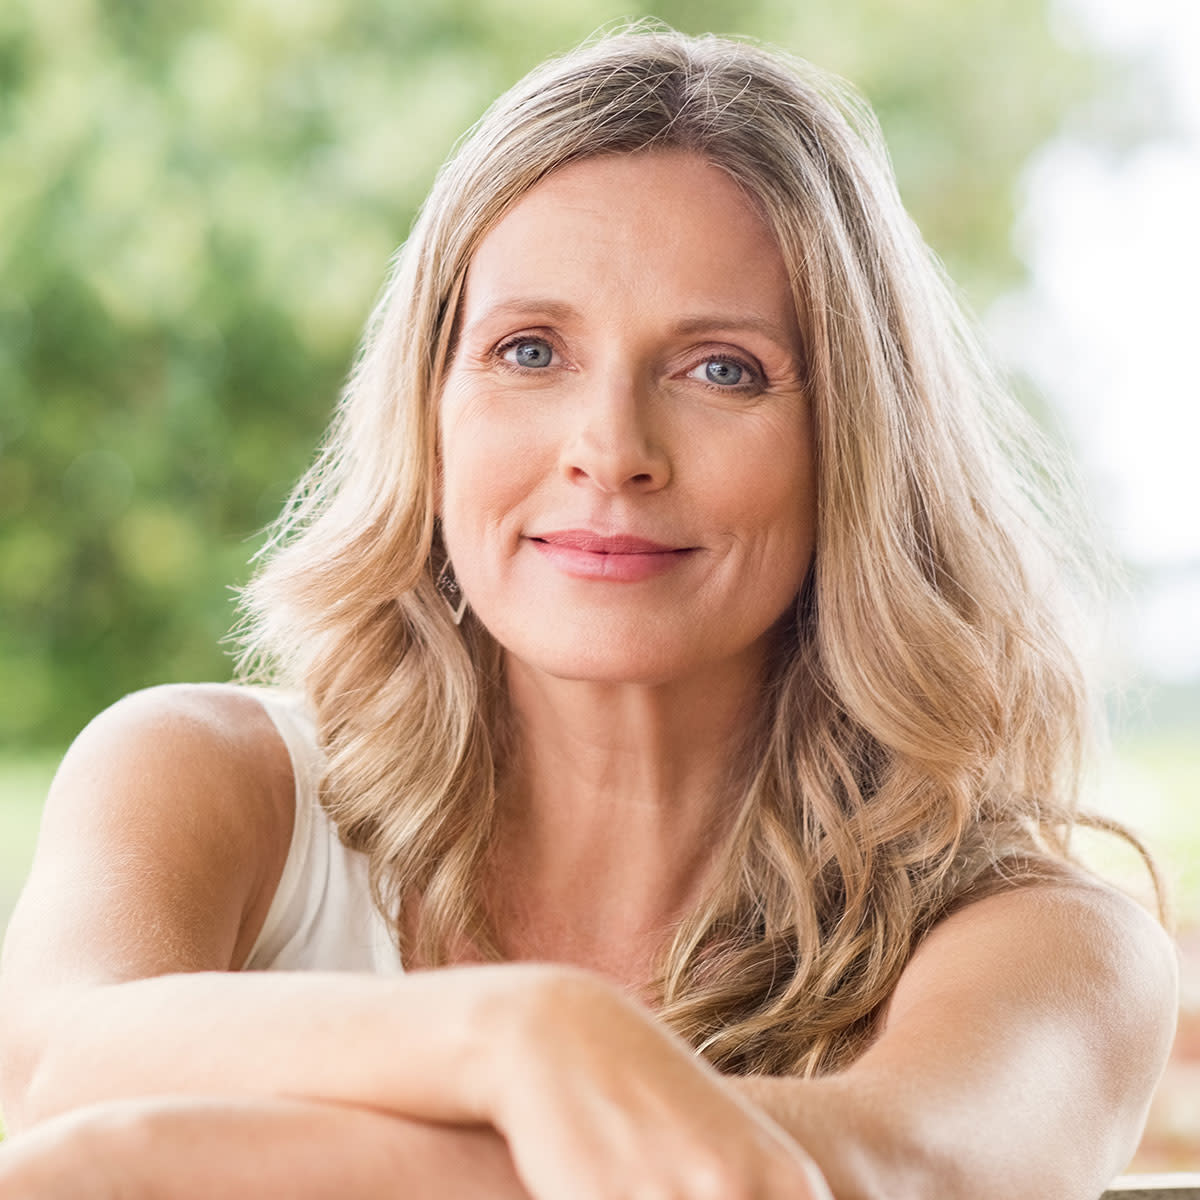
[
  {"xmin": 688, "ymin": 354, "xmax": 764, "ymax": 393},
  {"xmin": 493, "ymin": 334, "xmax": 558, "ymax": 373},
  {"xmin": 490, "ymin": 335, "xmax": 766, "ymax": 393}
]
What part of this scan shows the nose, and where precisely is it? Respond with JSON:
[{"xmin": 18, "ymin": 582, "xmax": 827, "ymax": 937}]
[{"xmin": 560, "ymin": 373, "xmax": 671, "ymax": 494}]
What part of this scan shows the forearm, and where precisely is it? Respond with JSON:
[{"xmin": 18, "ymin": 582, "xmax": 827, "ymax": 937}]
[
  {"xmin": 729, "ymin": 1074, "xmax": 921, "ymax": 1200},
  {"xmin": 734, "ymin": 1068, "xmax": 1108, "ymax": 1200},
  {"xmin": 730, "ymin": 1061, "xmax": 1134, "ymax": 1200},
  {"xmin": 10, "ymin": 965, "xmax": 540, "ymax": 1131},
  {"xmin": 0, "ymin": 1095, "xmax": 530, "ymax": 1200}
]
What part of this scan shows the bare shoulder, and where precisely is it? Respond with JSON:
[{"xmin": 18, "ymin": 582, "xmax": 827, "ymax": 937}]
[
  {"xmin": 881, "ymin": 875, "xmax": 1178, "ymax": 1106},
  {"xmin": 2, "ymin": 683, "xmax": 297, "ymax": 981},
  {"xmin": 905, "ymin": 877, "xmax": 1175, "ymax": 1002},
  {"xmin": 62, "ymin": 681, "xmax": 289, "ymax": 782},
  {"xmin": 848, "ymin": 877, "xmax": 1179, "ymax": 1196},
  {"xmin": 40, "ymin": 682, "xmax": 295, "ymax": 866}
]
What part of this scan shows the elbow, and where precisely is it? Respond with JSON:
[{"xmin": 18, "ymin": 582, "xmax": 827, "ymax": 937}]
[{"xmin": 862, "ymin": 1095, "xmax": 1153, "ymax": 1200}]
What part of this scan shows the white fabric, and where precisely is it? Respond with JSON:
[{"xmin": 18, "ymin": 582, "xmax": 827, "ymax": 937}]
[{"xmin": 239, "ymin": 688, "xmax": 404, "ymax": 975}]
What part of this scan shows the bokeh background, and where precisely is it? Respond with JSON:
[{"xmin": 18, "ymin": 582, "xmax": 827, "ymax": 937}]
[{"xmin": 1, "ymin": 0, "xmax": 1196, "ymax": 1170}]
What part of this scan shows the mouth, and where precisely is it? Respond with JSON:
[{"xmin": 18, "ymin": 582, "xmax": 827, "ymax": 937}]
[
  {"xmin": 529, "ymin": 530, "xmax": 687, "ymax": 555},
  {"xmin": 527, "ymin": 529, "xmax": 696, "ymax": 581}
]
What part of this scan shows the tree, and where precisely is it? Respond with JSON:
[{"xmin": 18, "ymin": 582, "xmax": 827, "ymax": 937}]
[{"xmin": 0, "ymin": 0, "xmax": 1097, "ymax": 745}]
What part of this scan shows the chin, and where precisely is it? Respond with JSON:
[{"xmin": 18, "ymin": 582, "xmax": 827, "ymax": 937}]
[
  {"xmin": 501, "ymin": 619, "xmax": 760, "ymax": 690},
  {"xmin": 475, "ymin": 610, "xmax": 675, "ymax": 684},
  {"xmin": 513, "ymin": 640, "xmax": 692, "ymax": 687}
]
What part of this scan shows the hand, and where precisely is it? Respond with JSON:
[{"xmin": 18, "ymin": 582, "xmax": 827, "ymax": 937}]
[{"xmin": 483, "ymin": 967, "xmax": 833, "ymax": 1200}]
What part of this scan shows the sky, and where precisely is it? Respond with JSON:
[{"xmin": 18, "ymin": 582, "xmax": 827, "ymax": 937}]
[{"xmin": 989, "ymin": 0, "xmax": 1200, "ymax": 684}]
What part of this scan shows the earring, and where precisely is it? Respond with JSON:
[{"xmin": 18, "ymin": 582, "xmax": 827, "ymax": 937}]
[{"xmin": 435, "ymin": 558, "xmax": 468, "ymax": 625}]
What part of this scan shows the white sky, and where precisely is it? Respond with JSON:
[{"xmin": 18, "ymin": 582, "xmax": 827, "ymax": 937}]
[{"xmin": 988, "ymin": 0, "xmax": 1200, "ymax": 682}]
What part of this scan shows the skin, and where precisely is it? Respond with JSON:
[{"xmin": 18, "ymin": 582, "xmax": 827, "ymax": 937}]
[
  {"xmin": 0, "ymin": 151, "xmax": 1179, "ymax": 1199},
  {"xmin": 438, "ymin": 150, "xmax": 815, "ymax": 980}
]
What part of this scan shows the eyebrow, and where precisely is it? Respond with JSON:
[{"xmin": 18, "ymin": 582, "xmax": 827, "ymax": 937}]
[
  {"xmin": 671, "ymin": 313, "xmax": 800, "ymax": 354},
  {"xmin": 463, "ymin": 299, "xmax": 799, "ymax": 354},
  {"xmin": 460, "ymin": 298, "xmax": 580, "ymax": 339}
]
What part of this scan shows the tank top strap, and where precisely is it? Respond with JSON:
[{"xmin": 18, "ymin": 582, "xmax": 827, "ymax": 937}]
[{"xmin": 237, "ymin": 686, "xmax": 404, "ymax": 975}]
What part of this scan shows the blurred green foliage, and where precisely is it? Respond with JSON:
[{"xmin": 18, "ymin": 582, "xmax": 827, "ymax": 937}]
[{"xmin": 0, "ymin": 0, "xmax": 1100, "ymax": 747}]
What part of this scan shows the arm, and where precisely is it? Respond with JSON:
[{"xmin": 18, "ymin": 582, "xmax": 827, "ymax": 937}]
[
  {"xmin": 0, "ymin": 1096, "xmax": 529, "ymax": 1200},
  {"xmin": 0, "ymin": 685, "xmax": 826, "ymax": 1200},
  {"xmin": 729, "ymin": 882, "xmax": 1179, "ymax": 1200},
  {"xmin": 8, "ymin": 687, "xmax": 1165, "ymax": 1198},
  {"xmin": 0, "ymin": 686, "xmax": 545, "ymax": 1129},
  {"xmin": 0, "ymin": 686, "xmax": 438, "ymax": 1125},
  {"xmin": 460, "ymin": 880, "xmax": 1175, "ymax": 1200}
]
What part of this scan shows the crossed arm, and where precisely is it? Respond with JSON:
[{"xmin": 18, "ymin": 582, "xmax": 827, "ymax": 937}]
[{"xmin": 0, "ymin": 687, "xmax": 1179, "ymax": 1199}]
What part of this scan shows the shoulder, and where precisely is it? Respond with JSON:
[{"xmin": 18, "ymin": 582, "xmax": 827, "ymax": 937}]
[
  {"xmin": 852, "ymin": 879, "xmax": 1177, "ymax": 1194},
  {"xmin": 912, "ymin": 875, "xmax": 1175, "ymax": 989},
  {"xmin": 898, "ymin": 876, "xmax": 1176, "ymax": 1008},
  {"xmin": 68, "ymin": 681, "xmax": 289, "ymax": 767},
  {"xmin": 54, "ymin": 680, "xmax": 296, "ymax": 868},
  {"xmin": 10, "ymin": 683, "xmax": 299, "ymax": 974},
  {"xmin": 887, "ymin": 877, "xmax": 1178, "ymax": 1092},
  {"xmin": 58, "ymin": 682, "xmax": 293, "ymax": 816}
]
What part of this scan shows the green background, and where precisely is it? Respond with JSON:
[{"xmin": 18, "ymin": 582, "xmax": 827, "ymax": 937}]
[
  {"xmin": 0, "ymin": 0, "xmax": 1105, "ymax": 747},
  {"xmin": 1, "ymin": 0, "xmax": 1197, "ymax": 1165}
]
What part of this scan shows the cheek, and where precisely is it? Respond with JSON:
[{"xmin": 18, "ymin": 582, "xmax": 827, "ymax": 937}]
[
  {"xmin": 704, "ymin": 421, "xmax": 816, "ymax": 548},
  {"xmin": 761, "ymin": 416, "xmax": 817, "ymax": 541},
  {"xmin": 438, "ymin": 387, "xmax": 546, "ymax": 553}
]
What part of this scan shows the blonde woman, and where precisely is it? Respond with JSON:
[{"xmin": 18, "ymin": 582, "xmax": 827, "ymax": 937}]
[{"xmin": 0, "ymin": 27, "xmax": 1176, "ymax": 1200}]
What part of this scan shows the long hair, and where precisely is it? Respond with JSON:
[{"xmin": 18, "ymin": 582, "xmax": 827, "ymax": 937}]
[{"xmin": 235, "ymin": 26, "xmax": 1156, "ymax": 1075}]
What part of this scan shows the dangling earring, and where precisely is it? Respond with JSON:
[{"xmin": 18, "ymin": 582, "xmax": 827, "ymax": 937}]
[{"xmin": 435, "ymin": 558, "xmax": 468, "ymax": 625}]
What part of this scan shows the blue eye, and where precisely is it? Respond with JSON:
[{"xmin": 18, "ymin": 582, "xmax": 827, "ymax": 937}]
[
  {"xmin": 704, "ymin": 359, "xmax": 744, "ymax": 386},
  {"xmin": 502, "ymin": 338, "xmax": 554, "ymax": 368},
  {"xmin": 687, "ymin": 355, "xmax": 760, "ymax": 390}
]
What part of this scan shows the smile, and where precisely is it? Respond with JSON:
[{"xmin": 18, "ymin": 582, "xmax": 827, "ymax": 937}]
[{"xmin": 528, "ymin": 530, "xmax": 696, "ymax": 582}]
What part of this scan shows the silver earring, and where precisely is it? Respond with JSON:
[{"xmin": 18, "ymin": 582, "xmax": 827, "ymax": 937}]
[{"xmin": 435, "ymin": 558, "xmax": 468, "ymax": 625}]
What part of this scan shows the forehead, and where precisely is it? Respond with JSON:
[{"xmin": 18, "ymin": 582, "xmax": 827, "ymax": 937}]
[{"xmin": 459, "ymin": 150, "xmax": 795, "ymax": 323}]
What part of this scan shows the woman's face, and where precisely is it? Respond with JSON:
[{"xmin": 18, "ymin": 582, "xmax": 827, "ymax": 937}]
[{"xmin": 438, "ymin": 150, "xmax": 815, "ymax": 687}]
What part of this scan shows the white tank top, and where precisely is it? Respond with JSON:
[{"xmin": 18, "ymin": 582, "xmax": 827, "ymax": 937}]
[{"xmin": 238, "ymin": 688, "xmax": 405, "ymax": 975}]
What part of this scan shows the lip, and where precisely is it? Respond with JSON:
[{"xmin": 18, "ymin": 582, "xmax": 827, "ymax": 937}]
[
  {"xmin": 527, "ymin": 528, "xmax": 695, "ymax": 582},
  {"xmin": 531, "ymin": 529, "xmax": 682, "ymax": 554}
]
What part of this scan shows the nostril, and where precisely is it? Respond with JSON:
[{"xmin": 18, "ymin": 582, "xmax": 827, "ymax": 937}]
[{"xmin": 561, "ymin": 437, "xmax": 670, "ymax": 492}]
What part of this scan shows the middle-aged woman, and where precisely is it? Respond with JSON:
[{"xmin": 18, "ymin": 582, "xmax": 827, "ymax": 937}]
[{"xmin": 0, "ymin": 26, "xmax": 1178, "ymax": 1200}]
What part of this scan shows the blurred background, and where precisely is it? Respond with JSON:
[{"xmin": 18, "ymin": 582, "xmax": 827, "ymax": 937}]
[{"xmin": 0, "ymin": 0, "xmax": 1196, "ymax": 1170}]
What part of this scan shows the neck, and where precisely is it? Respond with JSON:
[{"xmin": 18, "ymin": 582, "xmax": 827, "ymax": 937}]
[{"xmin": 484, "ymin": 650, "xmax": 769, "ymax": 984}]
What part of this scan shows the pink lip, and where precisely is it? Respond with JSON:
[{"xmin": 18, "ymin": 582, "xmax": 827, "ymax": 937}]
[
  {"xmin": 532, "ymin": 529, "xmax": 681, "ymax": 554},
  {"xmin": 528, "ymin": 529, "xmax": 694, "ymax": 582}
]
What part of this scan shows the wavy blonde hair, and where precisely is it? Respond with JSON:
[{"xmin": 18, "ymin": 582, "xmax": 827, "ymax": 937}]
[{"xmin": 236, "ymin": 26, "xmax": 1155, "ymax": 1075}]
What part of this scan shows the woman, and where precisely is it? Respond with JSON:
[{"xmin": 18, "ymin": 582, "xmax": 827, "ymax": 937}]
[{"xmin": 0, "ymin": 26, "xmax": 1177, "ymax": 1199}]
